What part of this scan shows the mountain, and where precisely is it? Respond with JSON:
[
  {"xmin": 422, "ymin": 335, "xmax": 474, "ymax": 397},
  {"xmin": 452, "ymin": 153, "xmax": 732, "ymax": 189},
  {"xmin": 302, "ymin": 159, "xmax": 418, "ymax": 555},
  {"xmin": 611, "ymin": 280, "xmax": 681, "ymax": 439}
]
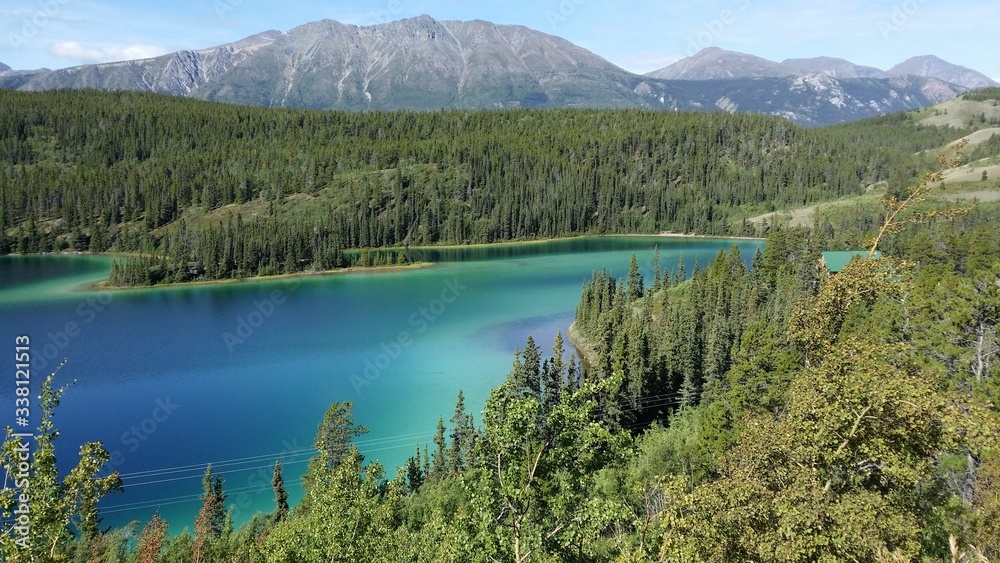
[
  {"xmin": 11, "ymin": 16, "xmax": 665, "ymax": 111},
  {"xmin": 667, "ymin": 74, "xmax": 961, "ymax": 126},
  {"xmin": 0, "ymin": 62, "xmax": 10, "ymax": 73},
  {"xmin": 646, "ymin": 47, "xmax": 795, "ymax": 80},
  {"xmin": 888, "ymin": 55, "xmax": 999, "ymax": 90},
  {"xmin": 650, "ymin": 49, "xmax": 992, "ymax": 88},
  {"xmin": 781, "ymin": 56, "xmax": 889, "ymax": 79},
  {"xmin": 0, "ymin": 18, "xmax": 988, "ymax": 126}
]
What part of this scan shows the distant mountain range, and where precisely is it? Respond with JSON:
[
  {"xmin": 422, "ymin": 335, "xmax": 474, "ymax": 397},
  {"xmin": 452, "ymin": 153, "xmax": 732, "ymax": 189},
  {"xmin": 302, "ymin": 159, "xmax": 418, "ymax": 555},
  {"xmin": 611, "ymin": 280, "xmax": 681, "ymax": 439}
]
[
  {"xmin": 887, "ymin": 55, "xmax": 997, "ymax": 90},
  {"xmin": 646, "ymin": 47, "xmax": 997, "ymax": 90},
  {"xmin": 2, "ymin": 16, "xmax": 996, "ymax": 126}
]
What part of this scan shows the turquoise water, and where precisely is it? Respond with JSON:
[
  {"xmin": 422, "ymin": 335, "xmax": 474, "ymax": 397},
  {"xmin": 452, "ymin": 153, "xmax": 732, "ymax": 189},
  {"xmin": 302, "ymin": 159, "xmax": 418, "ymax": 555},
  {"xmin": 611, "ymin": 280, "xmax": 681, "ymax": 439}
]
[{"xmin": 0, "ymin": 237, "xmax": 762, "ymax": 532}]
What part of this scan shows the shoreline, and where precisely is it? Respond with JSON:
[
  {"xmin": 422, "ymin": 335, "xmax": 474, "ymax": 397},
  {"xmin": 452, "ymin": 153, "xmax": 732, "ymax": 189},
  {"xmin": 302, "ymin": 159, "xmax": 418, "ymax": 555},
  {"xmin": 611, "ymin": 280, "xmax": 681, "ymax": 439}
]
[
  {"xmin": 12, "ymin": 232, "xmax": 764, "ymax": 293},
  {"xmin": 403, "ymin": 235, "xmax": 584, "ymax": 252},
  {"xmin": 608, "ymin": 232, "xmax": 765, "ymax": 242},
  {"xmin": 406, "ymin": 232, "xmax": 765, "ymax": 253},
  {"xmin": 89, "ymin": 262, "xmax": 437, "ymax": 292},
  {"xmin": 566, "ymin": 322, "xmax": 598, "ymax": 373}
]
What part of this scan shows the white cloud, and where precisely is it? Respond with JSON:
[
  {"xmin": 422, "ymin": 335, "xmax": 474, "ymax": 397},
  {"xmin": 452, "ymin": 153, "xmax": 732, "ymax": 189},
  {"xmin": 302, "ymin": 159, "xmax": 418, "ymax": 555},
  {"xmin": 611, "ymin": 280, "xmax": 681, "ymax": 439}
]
[{"xmin": 48, "ymin": 41, "xmax": 169, "ymax": 64}]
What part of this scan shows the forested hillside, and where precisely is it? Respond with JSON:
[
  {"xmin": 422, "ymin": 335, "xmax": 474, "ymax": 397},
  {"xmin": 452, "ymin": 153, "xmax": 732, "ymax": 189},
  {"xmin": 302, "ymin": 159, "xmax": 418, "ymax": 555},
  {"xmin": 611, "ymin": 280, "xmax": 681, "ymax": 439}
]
[
  {"xmin": 4, "ymin": 208, "xmax": 998, "ymax": 561},
  {"xmin": 2, "ymin": 89, "xmax": 998, "ymax": 561},
  {"xmin": 0, "ymin": 89, "xmax": 966, "ymax": 285}
]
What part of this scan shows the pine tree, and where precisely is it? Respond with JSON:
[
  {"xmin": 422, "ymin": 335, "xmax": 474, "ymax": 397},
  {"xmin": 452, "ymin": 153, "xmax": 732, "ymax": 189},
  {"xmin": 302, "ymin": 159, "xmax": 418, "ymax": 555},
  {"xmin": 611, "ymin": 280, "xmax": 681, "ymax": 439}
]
[
  {"xmin": 315, "ymin": 402, "xmax": 369, "ymax": 471},
  {"xmin": 212, "ymin": 474, "xmax": 227, "ymax": 534},
  {"xmin": 653, "ymin": 246, "xmax": 662, "ymax": 291},
  {"xmin": 522, "ymin": 336, "xmax": 542, "ymax": 400},
  {"xmin": 431, "ymin": 417, "xmax": 447, "ymax": 479},
  {"xmin": 193, "ymin": 465, "xmax": 225, "ymax": 562},
  {"xmin": 627, "ymin": 253, "xmax": 644, "ymax": 301},
  {"xmin": 404, "ymin": 443, "xmax": 424, "ymax": 492},
  {"xmin": 542, "ymin": 333, "xmax": 566, "ymax": 418},
  {"xmin": 448, "ymin": 390, "xmax": 475, "ymax": 474},
  {"xmin": 271, "ymin": 460, "xmax": 289, "ymax": 524},
  {"xmin": 675, "ymin": 254, "xmax": 687, "ymax": 285}
]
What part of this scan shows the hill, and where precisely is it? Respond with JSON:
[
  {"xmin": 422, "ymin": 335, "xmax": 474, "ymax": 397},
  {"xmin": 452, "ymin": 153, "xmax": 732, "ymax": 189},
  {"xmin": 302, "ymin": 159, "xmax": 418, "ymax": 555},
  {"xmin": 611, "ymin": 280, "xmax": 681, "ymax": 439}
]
[
  {"xmin": 0, "ymin": 89, "xmax": 964, "ymax": 284},
  {"xmin": 749, "ymin": 90, "xmax": 1000, "ymax": 229},
  {"xmin": 915, "ymin": 91, "xmax": 1000, "ymax": 128}
]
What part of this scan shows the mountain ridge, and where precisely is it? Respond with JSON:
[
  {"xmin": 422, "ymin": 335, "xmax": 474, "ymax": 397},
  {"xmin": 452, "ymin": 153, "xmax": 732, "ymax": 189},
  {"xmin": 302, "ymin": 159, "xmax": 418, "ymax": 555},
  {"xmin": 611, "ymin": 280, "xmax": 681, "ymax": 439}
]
[
  {"xmin": 9, "ymin": 15, "xmax": 655, "ymax": 111},
  {"xmin": 888, "ymin": 55, "xmax": 998, "ymax": 90},
  {"xmin": 780, "ymin": 56, "xmax": 889, "ymax": 79},
  {"xmin": 648, "ymin": 47, "xmax": 998, "ymax": 88},
  {"xmin": 647, "ymin": 47, "xmax": 796, "ymax": 80},
  {"xmin": 0, "ymin": 16, "xmax": 992, "ymax": 126}
]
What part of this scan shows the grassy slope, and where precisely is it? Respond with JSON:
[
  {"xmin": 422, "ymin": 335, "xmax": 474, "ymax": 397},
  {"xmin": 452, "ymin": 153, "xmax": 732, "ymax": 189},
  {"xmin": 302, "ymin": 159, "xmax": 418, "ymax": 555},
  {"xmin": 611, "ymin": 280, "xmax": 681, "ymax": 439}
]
[
  {"xmin": 747, "ymin": 98, "xmax": 1000, "ymax": 229},
  {"xmin": 912, "ymin": 98, "xmax": 1000, "ymax": 128}
]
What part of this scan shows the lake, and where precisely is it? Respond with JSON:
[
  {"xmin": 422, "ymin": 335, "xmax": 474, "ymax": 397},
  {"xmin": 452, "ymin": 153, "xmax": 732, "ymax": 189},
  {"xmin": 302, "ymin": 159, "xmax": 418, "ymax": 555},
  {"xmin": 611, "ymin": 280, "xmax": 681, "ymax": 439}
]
[{"xmin": 0, "ymin": 236, "xmax": 762, "ymax": 532}]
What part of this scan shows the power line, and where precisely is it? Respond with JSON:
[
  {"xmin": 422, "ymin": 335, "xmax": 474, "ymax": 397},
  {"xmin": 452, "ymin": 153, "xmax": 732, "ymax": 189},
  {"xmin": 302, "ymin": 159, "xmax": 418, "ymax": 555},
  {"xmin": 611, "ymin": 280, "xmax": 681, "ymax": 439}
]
[
  {"xmin": 116, "ymin": 430, "xmax": 434, "ymax": 482},
  {"xmin": 97, "ymin": 386, "xmax": 690, "ymax": 517}
]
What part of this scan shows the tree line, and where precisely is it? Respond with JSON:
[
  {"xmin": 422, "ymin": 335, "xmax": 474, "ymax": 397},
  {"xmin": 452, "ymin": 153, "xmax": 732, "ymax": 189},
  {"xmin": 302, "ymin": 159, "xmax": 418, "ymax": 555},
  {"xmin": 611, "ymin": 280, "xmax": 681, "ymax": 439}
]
[
  {"xmin": 0, "ymin": 89, "xmax": 968, "ymax": 285},
  {"xmin": 2, "ymin": 90, "xmax": 998, "ymax": 560},
  {"xmin": 3, "ymin": 207, "xmax": 998, "ymax": 560}
]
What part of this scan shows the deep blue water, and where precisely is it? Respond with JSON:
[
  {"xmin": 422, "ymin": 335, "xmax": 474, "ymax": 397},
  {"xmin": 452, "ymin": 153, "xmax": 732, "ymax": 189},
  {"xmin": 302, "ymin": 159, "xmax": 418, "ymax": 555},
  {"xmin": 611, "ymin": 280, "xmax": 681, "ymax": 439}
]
[{"xmin": 0, "ymin": 237, "xmax": 762, "ymax": 533}]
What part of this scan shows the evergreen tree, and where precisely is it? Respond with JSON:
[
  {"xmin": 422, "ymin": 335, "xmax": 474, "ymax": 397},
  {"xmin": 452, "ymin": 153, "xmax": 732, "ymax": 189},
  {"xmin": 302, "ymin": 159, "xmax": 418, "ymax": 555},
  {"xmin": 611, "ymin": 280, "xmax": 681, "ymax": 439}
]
[
  {"xmin": 431, "ymin": 417, "xmax": 447, "ymax": 479},
  {"xmin": 193, "ymin": 465, "xmax": 227, "ymax": 562},
  {"xmin": 627, "ymin": 253, "xmax": 644, "ymax": 301},
  {"xmin": 271, "ymin": 460, "xmax": 289, "ymax": 524},
  {"xmin": 314, "ymin": 402, "xmax": 369, "ymax": 471},
  {"xmin": 522, "ymin": 336, "xmax": 542, "ymax": 400},
  {"xmin": 653, "ymin": 246, "xmax": 662, "ymax": 291},
  {"xmin": 448, "ymin": 390, "xmax": 475, "ymax": 474},
  {"xmin": 542, "ymin": 332, "xmax": 566, "ymax": 418},
  {"xmin": 404, "ymin": 444, "xmax": 424, "ymax": 492}
]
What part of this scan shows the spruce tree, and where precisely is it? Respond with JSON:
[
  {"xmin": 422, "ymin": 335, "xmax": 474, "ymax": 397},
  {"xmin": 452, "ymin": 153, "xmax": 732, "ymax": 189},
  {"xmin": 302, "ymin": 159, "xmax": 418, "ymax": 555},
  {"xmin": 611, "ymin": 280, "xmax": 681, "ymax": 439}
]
[
  {"xmin": 404, "ymin": 444, "xmax": 424, "ymax": 492},
  {"xmin": 271, "ymin": 461, "xmax": 289, "ymax": 524},
  {"xmin": 448, "ymin": 390, "xmax": 475, "ymax": 474},
  {"xmin": 627, "ymin": 253, "xmax": 644, "ymax": 301},
  {"xmin": 522, "ymin": 336, "xmax": 542, "ymax": 400},
  {"xmin": 193, "ymin": 465, "xmax": 224, "ymax": 562},
  {"xmin": 315, "ymin": 402, "xmax": 369, "ymax": 471},
  {"xmin": 653, "ymin": 246, "xmax": 662, "ymax": 291},
  {"xmin": 431, "ymin": 417, "xmax": 447, "ymax": 479},
  {"xmin": 542, "ymin": 333, "xmax": 566, "ymax": 417}
]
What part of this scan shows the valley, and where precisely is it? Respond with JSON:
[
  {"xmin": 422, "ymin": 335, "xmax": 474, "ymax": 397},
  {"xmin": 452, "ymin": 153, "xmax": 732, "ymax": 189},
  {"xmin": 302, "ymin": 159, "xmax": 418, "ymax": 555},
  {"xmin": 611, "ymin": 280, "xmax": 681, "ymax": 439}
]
[{"xmin": 0, "ymin": 21, "xmax": 998, "ymax": 558}]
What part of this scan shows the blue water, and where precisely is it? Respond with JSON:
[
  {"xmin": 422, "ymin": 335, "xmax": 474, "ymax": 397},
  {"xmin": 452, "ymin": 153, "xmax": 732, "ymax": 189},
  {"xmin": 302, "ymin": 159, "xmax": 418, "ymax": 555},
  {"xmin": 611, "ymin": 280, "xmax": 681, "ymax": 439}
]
[{"xmin": 0, "ymin": 237, "xmax": 761, "ymax": 533}]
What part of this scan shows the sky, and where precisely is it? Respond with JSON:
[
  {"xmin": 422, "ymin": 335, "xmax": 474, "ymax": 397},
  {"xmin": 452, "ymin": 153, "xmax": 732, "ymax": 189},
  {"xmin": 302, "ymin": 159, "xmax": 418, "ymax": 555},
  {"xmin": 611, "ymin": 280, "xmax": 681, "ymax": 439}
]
[{"xmin": 1, "ymin": 0, "xmax": 997, "ymax": 81}]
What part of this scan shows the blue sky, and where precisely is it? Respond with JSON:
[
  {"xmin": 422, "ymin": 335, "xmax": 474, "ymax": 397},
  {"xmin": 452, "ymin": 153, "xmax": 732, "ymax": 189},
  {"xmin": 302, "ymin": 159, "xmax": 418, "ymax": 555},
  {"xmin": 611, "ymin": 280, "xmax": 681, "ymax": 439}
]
[{"xmin": 2, "ymin": 0, "xmax": 997, "ymax": 80}]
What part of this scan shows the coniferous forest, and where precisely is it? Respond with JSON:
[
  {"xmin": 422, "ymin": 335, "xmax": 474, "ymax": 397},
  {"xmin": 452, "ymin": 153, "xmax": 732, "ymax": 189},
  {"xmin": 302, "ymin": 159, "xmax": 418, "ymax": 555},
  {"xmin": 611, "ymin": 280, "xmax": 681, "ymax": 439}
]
[
  {"xmin": 1, "ymin": 87, "xmax": 999, "ymax": 561},
  {"xmin": 0, "ymin": 89, "xmax": 970, "ymax": 285}
]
